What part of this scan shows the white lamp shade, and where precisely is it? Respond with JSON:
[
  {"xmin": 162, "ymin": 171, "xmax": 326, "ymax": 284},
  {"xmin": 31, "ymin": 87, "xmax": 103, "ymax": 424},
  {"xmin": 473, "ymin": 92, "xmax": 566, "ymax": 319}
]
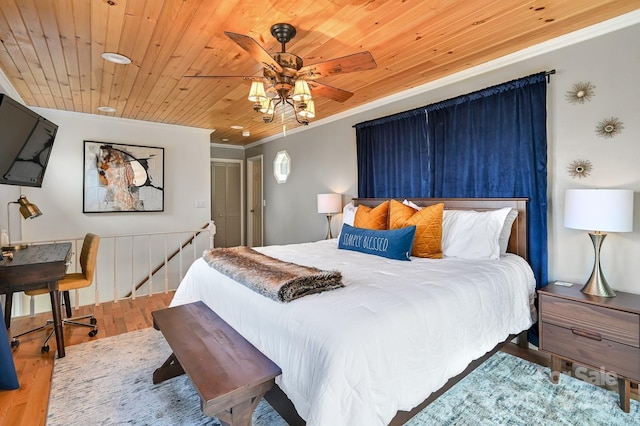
[
  {"xmin": 564, "ymin": 189, "xmax": 634, "ymax": 232},
  {"xmin": 292, "ymin": 80, "xmax": 312, "ymax": 102},
  {"xmin": 248, "ymin": 81, "xmax": 267, "ymax": 102},
  {"xmin": 259, "ymin": 98, "xmax": 274, "ymax": 114},
  {"xmin": 317, "ymin": 193, "xmax": 342, "ymax": 214},
  {"xmin": 299, "ymin": 99, "xmax": 315, "ymax": 119}
]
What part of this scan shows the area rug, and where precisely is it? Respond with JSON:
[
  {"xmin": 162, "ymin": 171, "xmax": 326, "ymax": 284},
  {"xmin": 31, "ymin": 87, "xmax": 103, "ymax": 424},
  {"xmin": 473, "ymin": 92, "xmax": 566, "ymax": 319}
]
[{"xmin": 48, "ymin": 327, "xmax": 640, "ymax": 425}]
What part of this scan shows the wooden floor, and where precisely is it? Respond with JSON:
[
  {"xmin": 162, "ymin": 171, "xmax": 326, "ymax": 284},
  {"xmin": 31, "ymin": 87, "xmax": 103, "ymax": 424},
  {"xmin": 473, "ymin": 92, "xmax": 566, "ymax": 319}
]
[
  {"xmin": 1, "ymin": 293, "xmax": 637, "ymax": 425},
  {"xmin": 0, "ymin": 292, "xmax": 174, "ymax": 426}
]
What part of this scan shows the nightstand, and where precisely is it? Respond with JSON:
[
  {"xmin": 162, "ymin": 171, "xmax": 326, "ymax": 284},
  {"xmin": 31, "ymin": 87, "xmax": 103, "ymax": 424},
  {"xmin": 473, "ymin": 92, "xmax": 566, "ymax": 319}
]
[{"xmin": 538, "ymin": 282, "xmax": 640, "ymax": 412}]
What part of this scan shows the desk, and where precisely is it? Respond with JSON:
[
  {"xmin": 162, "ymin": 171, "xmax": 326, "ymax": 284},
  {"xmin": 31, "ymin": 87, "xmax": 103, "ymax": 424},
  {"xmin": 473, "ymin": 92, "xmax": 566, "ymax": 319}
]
[{"xmin": 0, "ymin": 243, "xmax": 71, "ymax": 358}]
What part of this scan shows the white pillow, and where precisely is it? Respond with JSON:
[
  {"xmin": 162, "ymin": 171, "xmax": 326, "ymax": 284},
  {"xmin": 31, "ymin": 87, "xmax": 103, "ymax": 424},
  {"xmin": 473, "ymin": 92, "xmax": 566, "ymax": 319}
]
[
  {"xmin": 342, "ymin": 202, "xmax": 357, "ymax": 226},
  {"xmin": 499, "ymin": 209, "xmax": 519, "ymax": 255},
  {"xmin": 338, "ymin": 202, "xmax": 358, "ymax": 239},
  {"xmin": 442, "ymin": 208, "xmax": 511, "ymax": 259},
  {"xmin": 402, "ymin": 199, "xmax": 423, "ymax": 211}
]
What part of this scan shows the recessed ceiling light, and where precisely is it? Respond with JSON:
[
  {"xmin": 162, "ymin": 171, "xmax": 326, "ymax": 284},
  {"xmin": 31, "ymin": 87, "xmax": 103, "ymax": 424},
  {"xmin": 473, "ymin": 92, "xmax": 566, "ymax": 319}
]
[
  {"xmin": 101, "ymin": 52, "xmax": 132, "ymax": 64},
  {"xmin": 242, "ymin": 131, "xmax": 250, "ymax": 137},
  {"xmin": 222, "ymin": 138, "xmax": 229, "ymax": 142},
  {"xmin": 230, "ymin": 125, "xmax": 243, "ymax": 130},
  {"xmin": 97, "ymin": 106, "xmax": 117, "ymax": 113}
]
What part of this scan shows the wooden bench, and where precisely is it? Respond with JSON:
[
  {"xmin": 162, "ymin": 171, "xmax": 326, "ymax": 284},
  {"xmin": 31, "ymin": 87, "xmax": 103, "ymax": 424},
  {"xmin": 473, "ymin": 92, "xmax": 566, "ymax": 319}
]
[{"xmin": 152, "ymin": 301, "xmax": 282, "ymax": 426}]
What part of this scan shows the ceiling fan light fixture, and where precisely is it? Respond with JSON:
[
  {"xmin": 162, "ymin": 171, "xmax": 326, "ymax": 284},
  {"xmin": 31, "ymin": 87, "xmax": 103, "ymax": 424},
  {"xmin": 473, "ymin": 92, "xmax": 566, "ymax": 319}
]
[
  {"xmin": 248, "ymin": 81, "xmax": 268, "ymax": 102},
  {"xmin": 259, "ymin": 98, "xmax": 275, "ymax": 115},
  {"xmin": 299, "ymin": 99, "xmax": 315, "ymax": 119},
  {"xmin": 292, "ymin": 80, "xmax": 312, "ymax": 102}
]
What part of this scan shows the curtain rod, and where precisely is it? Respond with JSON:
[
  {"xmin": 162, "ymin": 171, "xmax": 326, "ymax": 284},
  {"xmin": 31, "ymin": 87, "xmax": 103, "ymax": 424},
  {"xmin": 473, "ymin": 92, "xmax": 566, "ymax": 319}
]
[
  {"xmin": 353, "ymin": 70, "xmax": 556, "ymax": 128},
  {"xmin": 545, "ymin": 69, "xmax": 556, "ymax": 83}
]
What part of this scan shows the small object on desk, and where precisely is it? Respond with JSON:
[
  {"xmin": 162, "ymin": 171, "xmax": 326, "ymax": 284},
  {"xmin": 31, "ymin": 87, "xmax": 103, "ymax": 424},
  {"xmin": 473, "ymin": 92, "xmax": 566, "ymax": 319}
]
[{"xmin": 553, "ymin": 280, "xmax": 574, "ymax": 287}]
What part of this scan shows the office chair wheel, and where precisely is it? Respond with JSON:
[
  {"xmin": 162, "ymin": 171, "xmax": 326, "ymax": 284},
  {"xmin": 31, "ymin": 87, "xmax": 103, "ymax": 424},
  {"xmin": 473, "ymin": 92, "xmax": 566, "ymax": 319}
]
[
  {"xmin": 90, "ymin": 318, "xmax": 97, "ymax": 325},
  {"xmin": 11, "ymin": 339, "xmax": 19, "ymax": 348},
  {"xmin": 88, "ymin": 329, "xmax": 98, "ymax": 337},
  {"xmin": 41, "ymin": 345, "xmax": 50, "ymax": 353}
]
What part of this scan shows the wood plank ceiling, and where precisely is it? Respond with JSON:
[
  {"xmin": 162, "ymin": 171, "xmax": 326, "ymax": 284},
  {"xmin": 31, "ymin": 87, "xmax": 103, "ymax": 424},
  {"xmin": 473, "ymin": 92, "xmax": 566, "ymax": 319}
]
[{"xmin": 0, "ymin": 0, "xmax": 637, "ymax": 146}]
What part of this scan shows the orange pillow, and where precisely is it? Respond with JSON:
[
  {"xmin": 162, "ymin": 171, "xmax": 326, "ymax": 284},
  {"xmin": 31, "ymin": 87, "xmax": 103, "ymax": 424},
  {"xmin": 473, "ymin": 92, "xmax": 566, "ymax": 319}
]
[
  {"xmin": 354, "ymin": 200, "xmax": 389, "ymax": 230},
  {"xmin": 389, "ymin": 199, "xmax": 443, "ymax": 258}
]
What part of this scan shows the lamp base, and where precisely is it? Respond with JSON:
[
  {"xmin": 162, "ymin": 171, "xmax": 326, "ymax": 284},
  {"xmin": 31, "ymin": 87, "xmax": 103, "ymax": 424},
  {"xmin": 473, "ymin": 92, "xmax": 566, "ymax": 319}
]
[
  {"xmin": 581, "ymin": 280, "xmax": 616, "ymax": 298},
  {"xmin": 325, "ymin": 214, "xmax": 334, "ymax": 240},
  {"xmin": 580, "ymin": 232, "xmax": 616, "ymax": 298}
]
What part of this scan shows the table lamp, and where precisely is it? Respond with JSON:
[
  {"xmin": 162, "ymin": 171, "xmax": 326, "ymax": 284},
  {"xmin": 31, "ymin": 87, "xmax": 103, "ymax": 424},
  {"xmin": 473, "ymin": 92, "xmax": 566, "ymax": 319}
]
[
  {"xmin": 3, "ymin": 195, "xmax": 43, "ymax": 251},
  {"xmin": 564, "ymin": 188, "xmax": 634, "ymax": 297},
  {"xmin": 317, "ymin": 193, "xmax": 342, "ymax": 239}
]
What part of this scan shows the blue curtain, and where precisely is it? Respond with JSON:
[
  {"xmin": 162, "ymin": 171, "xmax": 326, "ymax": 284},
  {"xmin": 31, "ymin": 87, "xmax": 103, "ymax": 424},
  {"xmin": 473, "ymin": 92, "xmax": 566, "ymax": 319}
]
[
  {"xmin": 356, "ymin": 111, "xmax": 430, "ymax": 198},
  {"xmin": 355, "ymin": 72, "xmax": 548, "ymax": 289}
]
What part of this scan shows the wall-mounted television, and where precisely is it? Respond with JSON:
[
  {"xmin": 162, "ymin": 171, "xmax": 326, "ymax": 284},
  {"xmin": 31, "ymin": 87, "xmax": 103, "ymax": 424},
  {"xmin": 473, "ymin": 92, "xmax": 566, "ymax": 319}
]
[{"xmin": 0, "ymin": 93, "xmax": 58, "ymax": 187}]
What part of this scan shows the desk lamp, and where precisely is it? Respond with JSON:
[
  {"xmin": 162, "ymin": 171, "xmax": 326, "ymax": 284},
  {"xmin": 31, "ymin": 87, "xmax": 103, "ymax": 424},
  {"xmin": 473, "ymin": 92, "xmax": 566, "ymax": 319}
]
[
  {"xmin": 317, "ymin": 193, "xmax": 342, "ymax": 239},
  {"xmin": 564, "ymin": 189, "xmax": 634, "ymax": 297},
  {"xmin": 3, "ymin": 195, "xmax": 42, "ymax": 251}
]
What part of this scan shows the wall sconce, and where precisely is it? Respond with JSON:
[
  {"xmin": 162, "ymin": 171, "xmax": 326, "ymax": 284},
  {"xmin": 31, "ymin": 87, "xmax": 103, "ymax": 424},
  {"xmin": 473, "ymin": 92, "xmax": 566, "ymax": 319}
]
[
  {"xmin": 317, "ymin": 193, "xmax": 342, "ymax": 239},
  {"xmin": 3, "ymin": 195, "xmax": 43, "ymax": 251},
  {"xmin": 564, "ymin": 189, "xmax": 634, "ymax": 297}
]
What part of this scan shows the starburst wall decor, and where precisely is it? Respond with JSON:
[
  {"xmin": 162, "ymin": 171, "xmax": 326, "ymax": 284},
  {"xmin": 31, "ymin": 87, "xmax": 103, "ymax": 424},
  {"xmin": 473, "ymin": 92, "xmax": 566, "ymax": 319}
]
[
  {"xmin": 565, "ymin": 81, "xmax": 595, "ymax": 104},
  {"xmin": 567, "ymin": 159, "xmax": 593, "ymax": 179},
  {"xmin": 595, "ymin": 117, "xmax": 624, "ymax": 139}
]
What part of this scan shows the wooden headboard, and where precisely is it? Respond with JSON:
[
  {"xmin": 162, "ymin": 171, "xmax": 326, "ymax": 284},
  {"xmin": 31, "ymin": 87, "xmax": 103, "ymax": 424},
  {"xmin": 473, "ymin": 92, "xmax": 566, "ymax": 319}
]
[{"xmin": 352, "ymin": 198, "xmax": 529, "ymax": 260}]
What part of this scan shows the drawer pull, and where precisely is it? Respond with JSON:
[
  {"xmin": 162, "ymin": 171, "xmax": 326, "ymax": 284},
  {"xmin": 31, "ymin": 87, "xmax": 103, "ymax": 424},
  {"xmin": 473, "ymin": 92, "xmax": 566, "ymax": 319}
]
[{"xmin": 571, "ymin": 328, "xmax": 602, "ymax": 341}]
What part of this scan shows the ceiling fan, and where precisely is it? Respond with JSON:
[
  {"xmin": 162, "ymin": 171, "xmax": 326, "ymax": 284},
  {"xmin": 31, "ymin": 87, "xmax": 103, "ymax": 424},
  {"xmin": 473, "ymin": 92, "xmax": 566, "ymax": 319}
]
[{"xmin": 185, "ymin": 23, "xmax": 377, "ymax": 125}]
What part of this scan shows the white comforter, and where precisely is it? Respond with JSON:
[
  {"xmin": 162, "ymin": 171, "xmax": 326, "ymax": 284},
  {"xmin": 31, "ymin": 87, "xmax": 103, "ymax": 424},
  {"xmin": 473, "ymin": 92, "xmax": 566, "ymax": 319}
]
[{"xmin": 171, "ymin": 239, "xmax": 536, "ymax": 426}]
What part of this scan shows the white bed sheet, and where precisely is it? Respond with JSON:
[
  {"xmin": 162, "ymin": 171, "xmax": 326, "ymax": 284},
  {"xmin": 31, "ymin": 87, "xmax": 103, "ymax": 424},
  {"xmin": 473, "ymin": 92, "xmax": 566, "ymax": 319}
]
[{"xmin": 171, "ymin": 239, "xmax": 536, "ymax": 426}]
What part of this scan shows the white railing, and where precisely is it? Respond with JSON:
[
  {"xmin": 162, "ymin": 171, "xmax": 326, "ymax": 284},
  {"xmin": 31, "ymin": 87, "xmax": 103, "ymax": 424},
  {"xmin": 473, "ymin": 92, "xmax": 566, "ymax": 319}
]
[{"xmin": 10, "ymin": 221, "xmax": 216, "ymax": 317}]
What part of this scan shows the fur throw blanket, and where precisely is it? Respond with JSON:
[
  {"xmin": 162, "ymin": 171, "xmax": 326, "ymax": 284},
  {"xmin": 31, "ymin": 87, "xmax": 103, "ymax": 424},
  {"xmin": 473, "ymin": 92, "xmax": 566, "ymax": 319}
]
[{"xmin": 202, "ymin": 246, "xmax": 344, "ymax": 302}]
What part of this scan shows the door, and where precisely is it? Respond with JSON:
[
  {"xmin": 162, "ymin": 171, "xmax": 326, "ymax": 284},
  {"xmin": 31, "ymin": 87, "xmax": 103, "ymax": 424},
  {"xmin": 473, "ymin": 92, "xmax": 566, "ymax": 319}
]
[
  {"xmin": 247, "ymin": 155, "xmax": 263, "ymax": 247},
  {"xmin": 211, "ymin": 160, "xmax": 243, "ymax": 247}
]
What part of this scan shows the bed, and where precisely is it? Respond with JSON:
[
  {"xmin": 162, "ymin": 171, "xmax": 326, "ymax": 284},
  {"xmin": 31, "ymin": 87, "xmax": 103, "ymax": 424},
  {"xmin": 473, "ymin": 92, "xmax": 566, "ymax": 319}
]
[{"xmin": 170, "ymin": 198, "xmax": 536, "ymax": 426}]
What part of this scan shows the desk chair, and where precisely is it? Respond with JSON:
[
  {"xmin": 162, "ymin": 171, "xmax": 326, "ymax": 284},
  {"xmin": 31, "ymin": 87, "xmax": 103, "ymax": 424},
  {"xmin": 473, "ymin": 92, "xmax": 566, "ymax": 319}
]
[{"xmin": 11, "ymin": 233, "xmax": 100, "ymax": 353}]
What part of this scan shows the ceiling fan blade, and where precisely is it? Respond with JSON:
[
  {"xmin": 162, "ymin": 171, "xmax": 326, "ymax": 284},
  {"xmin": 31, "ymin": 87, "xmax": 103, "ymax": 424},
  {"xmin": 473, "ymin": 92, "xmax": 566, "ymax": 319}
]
[
  {"xmin": 307, "ymin": 81, "xmax": 353, "ymax": 103},
  {"xmin": 224, "ymin": 31, "xmax": 283, "ymax": 74},
  {"xmin": 298, "ymin": 51, "xmax": 376, "ymax": 80}
]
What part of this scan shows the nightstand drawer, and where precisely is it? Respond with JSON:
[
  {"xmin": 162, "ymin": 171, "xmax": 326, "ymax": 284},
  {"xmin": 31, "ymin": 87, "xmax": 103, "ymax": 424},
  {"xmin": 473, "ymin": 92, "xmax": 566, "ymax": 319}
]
[
  {"xmin": 541, "ymin": 323, "xmax": 640, "ymax": 381},
  {"xmin": 539, "ymin": 293, "xmax": 640, "ymax": 347}
]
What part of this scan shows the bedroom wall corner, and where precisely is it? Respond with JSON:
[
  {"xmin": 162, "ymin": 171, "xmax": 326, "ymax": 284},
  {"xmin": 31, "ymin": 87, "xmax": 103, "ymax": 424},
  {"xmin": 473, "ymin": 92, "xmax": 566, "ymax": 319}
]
[{"xmin": 245, "ymin": 121, "xmax": 358, "ymax": 245}]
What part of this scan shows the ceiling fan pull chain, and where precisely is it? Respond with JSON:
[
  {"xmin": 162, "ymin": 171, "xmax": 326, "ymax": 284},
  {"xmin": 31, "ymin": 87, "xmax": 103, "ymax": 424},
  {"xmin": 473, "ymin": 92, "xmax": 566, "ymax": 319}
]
[{"xmin": 281, "ymin": 109, "xmax": 286, "ymax": 136}]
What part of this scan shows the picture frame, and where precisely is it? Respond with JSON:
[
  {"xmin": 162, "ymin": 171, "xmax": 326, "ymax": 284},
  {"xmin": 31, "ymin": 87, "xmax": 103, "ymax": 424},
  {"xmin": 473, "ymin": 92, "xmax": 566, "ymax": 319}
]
[{"xmin": 83, "ymin": 141, "xmax": 164, "ymax": 213}]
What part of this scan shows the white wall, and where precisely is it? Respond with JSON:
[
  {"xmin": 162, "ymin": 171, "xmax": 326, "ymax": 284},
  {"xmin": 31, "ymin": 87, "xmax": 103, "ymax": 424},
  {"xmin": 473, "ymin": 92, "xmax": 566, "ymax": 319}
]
[
  {"xmin": 17, "ymin": 109, "xmax": 211, "ymax": 240},
  {"xmin": 547, "ymin": 23, "xmax": 640, "ymax": 294},
  {"xmin": 0, "ymin": 108, "xmax": 211, "ymax": 314},
  {"xmin": 245, "ymin": 12, "xmax": 640, "ymax": 294},
  {"xmin": 245, "ymin": 120, "xmax": 358, "ymax": 244}
]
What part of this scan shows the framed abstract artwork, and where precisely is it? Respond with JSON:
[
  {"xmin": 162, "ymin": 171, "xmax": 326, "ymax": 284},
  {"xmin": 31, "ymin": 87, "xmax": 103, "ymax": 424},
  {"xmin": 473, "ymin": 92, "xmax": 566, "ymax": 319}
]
[{"xmin": 83, "ymin": 141, "xmax": 164, "ymax": 213}]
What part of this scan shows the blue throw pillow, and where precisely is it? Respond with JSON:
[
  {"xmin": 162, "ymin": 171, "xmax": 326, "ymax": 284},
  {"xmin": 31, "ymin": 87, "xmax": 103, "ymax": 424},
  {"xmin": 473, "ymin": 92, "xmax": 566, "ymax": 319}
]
[{"xmin": 338, "ymin": 224, "xmax": 416, "ymax": 261}]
